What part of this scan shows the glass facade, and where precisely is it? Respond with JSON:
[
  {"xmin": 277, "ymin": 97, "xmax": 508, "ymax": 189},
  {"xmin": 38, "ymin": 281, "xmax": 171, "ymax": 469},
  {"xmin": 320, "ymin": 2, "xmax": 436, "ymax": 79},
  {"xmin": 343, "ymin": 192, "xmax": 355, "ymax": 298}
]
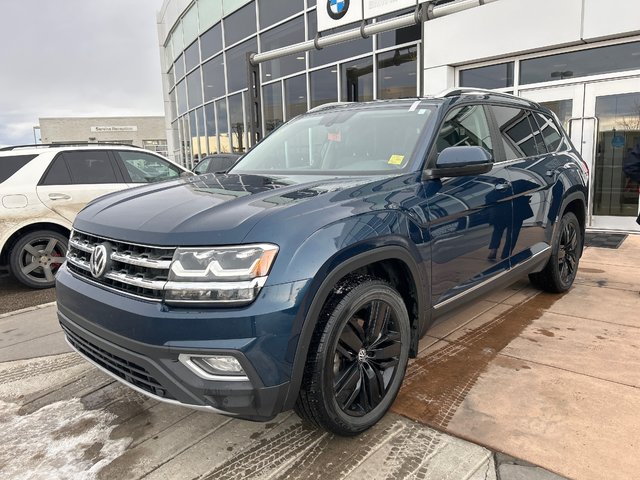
[{"xmin": 163, "ymin": 0, "xmax": 422, "ymax": 166}]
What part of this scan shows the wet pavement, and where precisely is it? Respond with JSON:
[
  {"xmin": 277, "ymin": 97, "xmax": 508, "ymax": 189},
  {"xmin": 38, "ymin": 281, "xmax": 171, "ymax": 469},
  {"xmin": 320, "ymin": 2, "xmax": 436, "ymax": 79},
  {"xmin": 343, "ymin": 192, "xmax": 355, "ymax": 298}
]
[
  {"xmin": 392, "ymin": 234, "xmax": 640, "ymax": 480},
  {"xmin": 2, "ymin": 236, "xmax": 639, "ymax": 479},
  {"xmin": 0, "ymin": 275, "xmax": 56, "ymax": 315}
]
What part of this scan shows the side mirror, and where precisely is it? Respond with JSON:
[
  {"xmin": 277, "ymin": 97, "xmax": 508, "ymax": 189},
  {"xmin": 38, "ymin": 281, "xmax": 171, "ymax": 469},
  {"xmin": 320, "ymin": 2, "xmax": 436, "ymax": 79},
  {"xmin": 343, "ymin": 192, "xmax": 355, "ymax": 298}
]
[{"xmin": 423, "ymin": 146, "xmax": 493, "ymax": 180}]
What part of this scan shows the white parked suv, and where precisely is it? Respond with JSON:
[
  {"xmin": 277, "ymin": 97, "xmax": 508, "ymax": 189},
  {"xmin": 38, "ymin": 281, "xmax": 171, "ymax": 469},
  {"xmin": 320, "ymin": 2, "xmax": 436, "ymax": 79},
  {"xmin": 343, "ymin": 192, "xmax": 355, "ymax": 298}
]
[{"xmin": 0, "ymin": 143, "xmax": 189, "ymax": 288}]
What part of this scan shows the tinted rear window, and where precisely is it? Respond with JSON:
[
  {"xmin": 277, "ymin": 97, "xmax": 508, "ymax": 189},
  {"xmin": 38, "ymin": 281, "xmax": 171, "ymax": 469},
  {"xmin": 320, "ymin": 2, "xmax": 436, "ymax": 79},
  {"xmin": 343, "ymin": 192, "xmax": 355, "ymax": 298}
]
[{"xmin": 0, "ymin": 154, "xmax": 38, "ymax": 183}]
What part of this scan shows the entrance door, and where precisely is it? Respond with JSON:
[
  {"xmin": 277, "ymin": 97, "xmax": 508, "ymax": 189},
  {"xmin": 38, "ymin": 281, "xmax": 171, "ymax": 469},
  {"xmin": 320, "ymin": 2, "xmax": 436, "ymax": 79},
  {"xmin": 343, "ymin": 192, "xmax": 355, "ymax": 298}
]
[
  {"xmin": 521, "ymin": 78, "xmax": 640, "ymax": 232},
  {"xmin": 584, "ymin": 78, "xmax": 640, "ymax": 231}
]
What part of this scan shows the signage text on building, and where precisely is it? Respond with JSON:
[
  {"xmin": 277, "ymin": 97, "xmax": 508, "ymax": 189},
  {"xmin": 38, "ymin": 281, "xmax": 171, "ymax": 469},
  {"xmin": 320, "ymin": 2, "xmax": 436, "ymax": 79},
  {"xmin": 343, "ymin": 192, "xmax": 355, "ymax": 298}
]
[{"xmin": 90, "ymin": 126, "xmax": 138, "ymax": 133}]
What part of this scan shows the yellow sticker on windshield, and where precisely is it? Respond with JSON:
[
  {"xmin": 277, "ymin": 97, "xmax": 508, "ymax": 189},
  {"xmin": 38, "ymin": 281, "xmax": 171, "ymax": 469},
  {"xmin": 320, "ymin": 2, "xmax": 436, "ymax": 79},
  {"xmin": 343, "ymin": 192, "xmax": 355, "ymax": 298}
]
[{"xmin": 388, "ymin": 155, "xmax": 405, "ymax": 165}]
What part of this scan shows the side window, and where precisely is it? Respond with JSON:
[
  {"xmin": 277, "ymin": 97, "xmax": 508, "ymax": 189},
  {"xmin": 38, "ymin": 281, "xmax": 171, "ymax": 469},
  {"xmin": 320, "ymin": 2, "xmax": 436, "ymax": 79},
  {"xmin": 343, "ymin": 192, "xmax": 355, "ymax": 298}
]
[
  {"xmin": 491, "ymin": 106, "xmax": 542, "ymax": 160},
  {"xmin": 63, "ymin": 151, "xmax": 119, "ymax": 184},
  {"xmin": 1, "ymin": 154, "xmax": 38, "ymax": 184},
  {"xmin": 117, "ymin": 151, "xmax": 182, "ymax": 183},
  {"xmin": 436, "ymin": 105, "xmax": 493, "ymax": 155},
  {"xmin": 532, "ymin": 111, "xmax": 567, "ymax": 152},
  {"xmin": 40, "ymin": 155, "xmax": 72, "ymax": 185},
  {"xmin": 193, "ymin": 158, "xmax": 210, "ymax": 174}
]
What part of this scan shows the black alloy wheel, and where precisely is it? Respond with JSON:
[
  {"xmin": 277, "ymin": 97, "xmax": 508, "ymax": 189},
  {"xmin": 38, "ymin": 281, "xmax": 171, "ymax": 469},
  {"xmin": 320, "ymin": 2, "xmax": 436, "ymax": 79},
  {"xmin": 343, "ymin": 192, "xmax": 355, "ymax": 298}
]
[
  {"xmin": 558, "ymin": 220, "xmax": 579, "ymax": 285},
  {"xmin": 295, "ymin": 276, "xmax": 410, "ymax": 436},
  {"xmin": 10, "ymin": 230, "xmax": 68, "ymax": 289},
  {"xmin": 333, "ymin": 299, "xmax": 403, "ymax": 417},
  {"xmin": 529, "ymin": 211, "xmax": 582, "ymax": 293}
]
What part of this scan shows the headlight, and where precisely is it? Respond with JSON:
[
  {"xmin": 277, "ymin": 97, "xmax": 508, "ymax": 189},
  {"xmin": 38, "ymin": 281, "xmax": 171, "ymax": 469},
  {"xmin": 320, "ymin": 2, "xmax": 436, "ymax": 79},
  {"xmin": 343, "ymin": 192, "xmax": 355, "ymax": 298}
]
[{"xmin": 164, "ymin": 244, "xmax": 278, "ymax": 306}]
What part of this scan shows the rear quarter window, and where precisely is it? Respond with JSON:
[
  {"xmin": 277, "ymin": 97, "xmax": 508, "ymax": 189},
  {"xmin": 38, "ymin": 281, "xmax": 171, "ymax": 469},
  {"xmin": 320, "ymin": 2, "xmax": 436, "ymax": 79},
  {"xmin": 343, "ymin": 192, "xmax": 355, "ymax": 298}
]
[{"xmin": 0, "ymin": 154, "xmax": 38, "ymax": 183}]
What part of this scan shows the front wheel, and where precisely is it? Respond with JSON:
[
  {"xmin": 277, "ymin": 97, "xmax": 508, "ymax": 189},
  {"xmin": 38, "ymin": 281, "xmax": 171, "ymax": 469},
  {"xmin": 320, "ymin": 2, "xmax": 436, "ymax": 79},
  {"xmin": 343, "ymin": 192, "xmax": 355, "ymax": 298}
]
[
  {"xmin": 529, "ymin": 211, "xmax": 582, "ymax": 293},
  {"xmin": 295, "ymin": 276, "xmax": 410, "ymax": 436},
  {"xmin": 9, "ymin": 230, "xmax": 68, "ymax": 289}
]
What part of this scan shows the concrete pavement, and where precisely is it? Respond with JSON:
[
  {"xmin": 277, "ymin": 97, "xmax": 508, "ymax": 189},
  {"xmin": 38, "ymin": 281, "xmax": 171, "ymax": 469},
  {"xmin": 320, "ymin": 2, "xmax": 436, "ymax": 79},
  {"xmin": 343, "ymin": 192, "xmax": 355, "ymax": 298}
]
[
  {"xmin": 4, "ymin": 235, "xmax": 639, "ymax": 479},
  {"xmin": 393, "ymin": 234, "xmax": 640, "ymax": 480}
]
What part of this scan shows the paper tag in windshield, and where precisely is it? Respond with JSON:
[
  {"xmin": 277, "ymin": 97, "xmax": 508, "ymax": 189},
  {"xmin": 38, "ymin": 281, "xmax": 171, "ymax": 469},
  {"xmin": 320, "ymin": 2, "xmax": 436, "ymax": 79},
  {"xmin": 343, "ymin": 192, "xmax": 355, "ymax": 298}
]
[
  {"xmin": 328, "ymin": 132, "xmax": 341, "ymax": 142},
  {"xmin": 388, "ymin": 155, "xmax": 405, "ymax": 166}
]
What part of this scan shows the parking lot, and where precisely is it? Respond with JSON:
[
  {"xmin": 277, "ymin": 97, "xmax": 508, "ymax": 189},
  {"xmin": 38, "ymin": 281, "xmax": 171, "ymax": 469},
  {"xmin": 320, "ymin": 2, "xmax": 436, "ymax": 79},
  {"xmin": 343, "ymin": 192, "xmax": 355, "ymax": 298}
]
[{"xmin": 1, "ymin": 235, "xmax": 639, "ymax": 480}]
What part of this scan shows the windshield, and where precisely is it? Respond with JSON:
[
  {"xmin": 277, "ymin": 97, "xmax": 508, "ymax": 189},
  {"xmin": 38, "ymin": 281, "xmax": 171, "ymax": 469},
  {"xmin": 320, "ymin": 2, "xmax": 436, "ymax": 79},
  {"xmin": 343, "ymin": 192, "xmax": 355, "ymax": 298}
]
[{"xmin": 231, "ymin": 105, "xmax": 436, "ymax": 175}]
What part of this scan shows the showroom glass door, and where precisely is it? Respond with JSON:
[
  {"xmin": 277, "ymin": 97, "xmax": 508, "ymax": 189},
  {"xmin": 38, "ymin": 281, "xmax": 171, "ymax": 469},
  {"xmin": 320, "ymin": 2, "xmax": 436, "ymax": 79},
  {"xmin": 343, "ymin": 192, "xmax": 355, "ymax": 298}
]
[
  {"xmin": 584, "ymin": 78, "xmax": 640, "ymax": 232},
  {"xmin": 522, "ymin": 79, "xmax": 640, "ymax": 232}
]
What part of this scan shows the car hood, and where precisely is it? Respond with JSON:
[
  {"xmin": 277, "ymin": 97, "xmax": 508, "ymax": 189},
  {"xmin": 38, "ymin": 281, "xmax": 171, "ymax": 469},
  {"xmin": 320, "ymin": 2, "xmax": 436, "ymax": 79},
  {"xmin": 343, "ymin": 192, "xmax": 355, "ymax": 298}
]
[{"xmin": 73, "ymin": 173, "xmax": 384, "ymax": 246}]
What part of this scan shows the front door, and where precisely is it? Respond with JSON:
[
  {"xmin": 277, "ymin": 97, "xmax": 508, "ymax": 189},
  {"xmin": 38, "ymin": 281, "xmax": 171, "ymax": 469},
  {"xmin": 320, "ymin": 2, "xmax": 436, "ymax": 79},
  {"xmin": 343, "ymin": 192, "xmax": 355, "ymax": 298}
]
[
  {"xmin": 521, "ymin": 77, "xmax": 640, "ymax": 232},
  {"xmin": 426, "ymin": 104, "xmax": 514, "ymax": 306}
]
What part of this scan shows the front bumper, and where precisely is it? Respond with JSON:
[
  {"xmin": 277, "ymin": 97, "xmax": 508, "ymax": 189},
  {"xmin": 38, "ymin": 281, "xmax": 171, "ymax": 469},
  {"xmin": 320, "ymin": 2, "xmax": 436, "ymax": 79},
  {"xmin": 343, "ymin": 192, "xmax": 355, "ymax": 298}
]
[{"xmin": 56, "ymin": 264, "xmax": 310, "ymax": 421}]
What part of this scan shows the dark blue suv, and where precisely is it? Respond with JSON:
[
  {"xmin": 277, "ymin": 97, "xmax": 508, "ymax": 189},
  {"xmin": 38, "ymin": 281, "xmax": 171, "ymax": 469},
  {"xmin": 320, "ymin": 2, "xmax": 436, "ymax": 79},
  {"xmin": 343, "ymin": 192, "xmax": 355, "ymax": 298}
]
[{"xmin": 57, "ymin": 90, "xmax": 588, "ymax": 436}]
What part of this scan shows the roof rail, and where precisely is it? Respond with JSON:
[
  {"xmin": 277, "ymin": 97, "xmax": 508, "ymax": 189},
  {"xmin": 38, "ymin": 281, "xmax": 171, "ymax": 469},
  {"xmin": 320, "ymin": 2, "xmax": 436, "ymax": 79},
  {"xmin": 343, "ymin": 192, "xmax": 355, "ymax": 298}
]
[
  {"xmin": 307, "ymin": 101, "xmax": 353, "ymax": 113},
  {"xmin": 0, "ymin": 142, "xmax": 141, "ymax": 152},
  {"xmin": 436, "ymin": 88, "xmax": 540, "ymax": 107}
]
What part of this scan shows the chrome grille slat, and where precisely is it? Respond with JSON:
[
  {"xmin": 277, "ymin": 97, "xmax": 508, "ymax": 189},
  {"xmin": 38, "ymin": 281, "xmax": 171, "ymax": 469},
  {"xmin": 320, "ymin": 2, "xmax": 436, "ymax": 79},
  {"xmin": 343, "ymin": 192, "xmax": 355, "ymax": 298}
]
[
  {"xmin": 69, "ymin": 237, "xmax": 95, "ymax": 253},
  {"xmin": 67, "ymin": 230, "xmax": 174, "ymax": 300},
  {"xmin": 104, "ymin": 271, "xmax": 166, "ymax": 291},
  {"xmin": 111, "ymin": 252, "xmax": 172, "ymax": 269}
]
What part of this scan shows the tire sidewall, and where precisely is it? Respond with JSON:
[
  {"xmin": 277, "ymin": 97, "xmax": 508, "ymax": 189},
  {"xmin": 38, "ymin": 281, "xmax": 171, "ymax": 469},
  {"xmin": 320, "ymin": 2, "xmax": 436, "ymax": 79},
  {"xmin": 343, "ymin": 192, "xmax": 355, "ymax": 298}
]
[
  {"xmin": 551, "ymin": 212, "xmax": 581, "ymax": 290},
  {"xmin": 318, "ymin": 282, "xmax": 410, "ymax": 433}
]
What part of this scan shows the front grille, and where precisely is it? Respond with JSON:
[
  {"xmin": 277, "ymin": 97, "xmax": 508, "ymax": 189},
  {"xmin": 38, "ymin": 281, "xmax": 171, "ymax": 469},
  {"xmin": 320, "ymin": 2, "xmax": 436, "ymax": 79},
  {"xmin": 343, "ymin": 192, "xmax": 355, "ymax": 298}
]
[
  {"xmin": 62, "ymin": 324, "xmax": 174, "ymax": 400},
  {"xmin": 66, "ymin": 230, "xmax": 175, "ymax": 300}
]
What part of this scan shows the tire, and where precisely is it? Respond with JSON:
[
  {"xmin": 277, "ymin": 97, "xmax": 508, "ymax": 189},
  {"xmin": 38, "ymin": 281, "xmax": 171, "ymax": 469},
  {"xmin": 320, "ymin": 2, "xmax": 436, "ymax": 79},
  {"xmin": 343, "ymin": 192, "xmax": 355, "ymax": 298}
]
[
  {"xmin": 295, "ymin": 275, "xmax": 411, "ymax": 436},
  {"xmin": 529, "ymin": 212, "xmax": 582, "ymax": 293},
  {"xmin": 9, "ymin": 230, "xmax": 68, "ymax": 289}
]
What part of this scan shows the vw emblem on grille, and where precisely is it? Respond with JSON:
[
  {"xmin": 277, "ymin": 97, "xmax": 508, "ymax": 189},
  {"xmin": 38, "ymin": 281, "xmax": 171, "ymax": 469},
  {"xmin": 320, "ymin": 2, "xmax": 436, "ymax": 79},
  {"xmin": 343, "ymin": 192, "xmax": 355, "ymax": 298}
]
[
  {"xmin": 89, "ymin": 243, "xmax": 110, "ymax": 279},
  {"xmin": 327, "ymin": 0, "xmax": 349, "ymax": 20}
]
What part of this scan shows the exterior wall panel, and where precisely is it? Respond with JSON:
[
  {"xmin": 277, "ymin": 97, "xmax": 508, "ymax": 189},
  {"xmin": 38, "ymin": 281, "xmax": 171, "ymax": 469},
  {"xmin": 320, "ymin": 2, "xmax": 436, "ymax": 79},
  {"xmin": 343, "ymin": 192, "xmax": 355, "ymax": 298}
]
[
  {"xmin": 583, "ymin": 0, "xmax": 640, "ymax": 42},
  {"xmin": 423, "ymin": 0, "xmax": 584, "ymax": 69}
]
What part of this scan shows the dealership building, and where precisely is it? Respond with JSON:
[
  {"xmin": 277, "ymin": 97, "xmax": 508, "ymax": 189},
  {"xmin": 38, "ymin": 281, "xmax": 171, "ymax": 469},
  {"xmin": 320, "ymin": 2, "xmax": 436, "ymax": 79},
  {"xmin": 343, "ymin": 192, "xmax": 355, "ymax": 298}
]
[
  {"xmin": 39, "ymin": 116, "xmax": 169, "ymax": 156},
  {"xmin": 157, "ymin": 0, "xmax": 640, "ymax": 232}
]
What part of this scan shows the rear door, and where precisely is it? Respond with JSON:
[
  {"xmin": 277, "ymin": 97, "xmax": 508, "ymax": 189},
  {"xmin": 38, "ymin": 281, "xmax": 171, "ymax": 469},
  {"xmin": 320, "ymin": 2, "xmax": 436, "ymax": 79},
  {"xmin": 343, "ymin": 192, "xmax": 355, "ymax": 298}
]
[
  {"xmin": 36, "ymin": 150, "xmax": 128, "ymax": 222},
  {"xmin": 426, "ymin": 103, "xmax": 515, "ymax": 307}
]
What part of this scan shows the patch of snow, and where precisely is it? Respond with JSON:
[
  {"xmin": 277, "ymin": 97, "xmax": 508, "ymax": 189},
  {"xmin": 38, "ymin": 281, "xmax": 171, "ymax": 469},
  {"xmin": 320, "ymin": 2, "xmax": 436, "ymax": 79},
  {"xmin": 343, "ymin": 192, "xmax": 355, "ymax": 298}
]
[{"xmin": 0, "ymin": 399, "xmax": 131, "ymax": 480}]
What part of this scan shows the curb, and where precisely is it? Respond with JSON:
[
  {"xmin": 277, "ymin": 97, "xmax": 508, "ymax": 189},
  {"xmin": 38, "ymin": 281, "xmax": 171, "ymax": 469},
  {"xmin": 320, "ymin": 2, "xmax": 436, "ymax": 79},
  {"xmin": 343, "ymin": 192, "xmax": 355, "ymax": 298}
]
[{"xmin": 0, "ymin": 302, "xmax": 57, "ymax": 320}]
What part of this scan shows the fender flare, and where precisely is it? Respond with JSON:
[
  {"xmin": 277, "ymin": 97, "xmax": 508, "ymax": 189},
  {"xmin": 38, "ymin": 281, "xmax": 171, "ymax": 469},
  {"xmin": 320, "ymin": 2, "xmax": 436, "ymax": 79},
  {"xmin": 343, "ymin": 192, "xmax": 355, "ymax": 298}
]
[
  {"xmin": 558, "ymin": 189, "xmax": 587, "ymax": 230},
  {"xmin": 281, "ymin": 244, "xmax": 428, "ymax": 410}
]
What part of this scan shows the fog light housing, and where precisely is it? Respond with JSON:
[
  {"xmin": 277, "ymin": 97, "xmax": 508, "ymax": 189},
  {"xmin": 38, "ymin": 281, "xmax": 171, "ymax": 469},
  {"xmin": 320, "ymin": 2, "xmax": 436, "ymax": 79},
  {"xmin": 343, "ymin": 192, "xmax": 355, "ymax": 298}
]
[{"xmin": 179, "ymin": 354, "xmax": 248, "ymax": 381}]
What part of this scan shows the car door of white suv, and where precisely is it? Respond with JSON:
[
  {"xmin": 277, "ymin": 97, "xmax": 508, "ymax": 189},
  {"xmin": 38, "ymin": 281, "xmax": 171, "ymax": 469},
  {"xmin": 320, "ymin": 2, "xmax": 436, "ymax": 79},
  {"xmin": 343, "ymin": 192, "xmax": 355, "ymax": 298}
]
[{"xmin": 36, "ymin": 150, "xmax": 129, "ymax": 223}]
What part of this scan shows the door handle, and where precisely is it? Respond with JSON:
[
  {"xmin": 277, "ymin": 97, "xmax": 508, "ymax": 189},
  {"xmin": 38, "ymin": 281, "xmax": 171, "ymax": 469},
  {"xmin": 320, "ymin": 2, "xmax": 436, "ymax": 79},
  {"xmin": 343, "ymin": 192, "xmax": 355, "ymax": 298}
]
[
  {"xmin": 48, "ymin": 193, "xmax": 72, "ymax": 201},
  {"xmin": 494, "ymin": 183, "xmax": 511, "ymax": 191}
]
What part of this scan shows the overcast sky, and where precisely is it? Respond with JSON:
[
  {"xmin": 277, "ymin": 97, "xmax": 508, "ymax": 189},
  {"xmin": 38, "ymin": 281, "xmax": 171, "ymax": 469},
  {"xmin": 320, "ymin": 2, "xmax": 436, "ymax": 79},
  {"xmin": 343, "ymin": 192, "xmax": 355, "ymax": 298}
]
[{"xmin": 0, "ymin": 0, "xmax": 165, "ymax": 146}]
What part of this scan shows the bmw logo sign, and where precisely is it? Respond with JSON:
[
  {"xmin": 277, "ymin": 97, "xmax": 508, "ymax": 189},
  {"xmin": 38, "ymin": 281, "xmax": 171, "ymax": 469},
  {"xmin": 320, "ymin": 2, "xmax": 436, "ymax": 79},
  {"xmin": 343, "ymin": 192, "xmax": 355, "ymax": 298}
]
[{"xmin": 327, "ymin": 0, "xmax": 350, "ymax": 20}]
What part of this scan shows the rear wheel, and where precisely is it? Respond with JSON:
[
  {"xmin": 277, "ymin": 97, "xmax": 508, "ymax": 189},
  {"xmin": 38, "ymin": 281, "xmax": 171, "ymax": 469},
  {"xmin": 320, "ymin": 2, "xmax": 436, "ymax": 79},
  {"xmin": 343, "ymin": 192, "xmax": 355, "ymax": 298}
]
[
  {"xmin": 9, "ymin": 230, "xmax": 68, "ymax": 289},
  {"xmin": 295, "ymin": 276, "xmax": 410, "ymax": 436},
  {"xmin": 529, "ymin": 211, "xmax": 582, "ymax": 293}
]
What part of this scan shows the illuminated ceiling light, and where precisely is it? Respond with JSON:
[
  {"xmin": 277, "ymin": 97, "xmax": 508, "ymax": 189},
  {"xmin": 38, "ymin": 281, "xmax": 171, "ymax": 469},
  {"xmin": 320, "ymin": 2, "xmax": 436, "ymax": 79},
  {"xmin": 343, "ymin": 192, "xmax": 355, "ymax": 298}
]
[
  {"xmin": 330, "ymin": 69, "xmax": 337, "ymax": 73},
  {"xmin": 383, "ymin": 76, "xmax": 393, "ymax": 80},
  {"xmin": 296, "ymin": 56, "xmax": 305, "ymax": 60},
  {"xmin": 265, "ymin": 73, "xmax": 272, "ymax": 77},
  {"xmin": 298, "ymin": 95, "xmax": 305, "ymax": 99},
  {"xmin": 408, "ymin": 72, "xmax": 416, "ymax": 76}
]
